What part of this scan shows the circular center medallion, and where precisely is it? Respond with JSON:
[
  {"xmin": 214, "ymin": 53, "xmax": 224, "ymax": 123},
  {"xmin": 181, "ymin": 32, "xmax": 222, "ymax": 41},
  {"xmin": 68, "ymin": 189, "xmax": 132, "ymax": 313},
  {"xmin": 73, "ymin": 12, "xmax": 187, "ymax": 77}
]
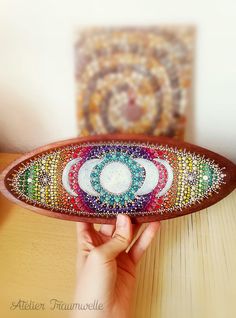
[
  {"xmin": 100, "ymin": 162, "xmax": 132, "ymax": 194},
  {"xmin": 90, "ymin": 151, "xmax": 145, "ymax": 206}
]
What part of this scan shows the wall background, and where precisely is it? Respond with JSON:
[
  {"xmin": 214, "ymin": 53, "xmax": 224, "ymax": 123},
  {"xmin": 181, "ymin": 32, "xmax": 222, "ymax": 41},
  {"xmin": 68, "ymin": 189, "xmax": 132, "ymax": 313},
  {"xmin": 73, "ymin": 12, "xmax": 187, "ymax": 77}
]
[{"xmin": 0, "ymin": 0, "xmax": 235, "ymax": 161}]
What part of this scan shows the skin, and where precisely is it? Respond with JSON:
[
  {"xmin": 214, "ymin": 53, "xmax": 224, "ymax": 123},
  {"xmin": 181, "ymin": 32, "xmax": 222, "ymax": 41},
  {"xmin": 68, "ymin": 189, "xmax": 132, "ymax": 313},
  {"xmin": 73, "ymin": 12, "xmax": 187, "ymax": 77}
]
[{"xmin": 71, "ymin": 214, "xmax": 160, "ymax": 318}]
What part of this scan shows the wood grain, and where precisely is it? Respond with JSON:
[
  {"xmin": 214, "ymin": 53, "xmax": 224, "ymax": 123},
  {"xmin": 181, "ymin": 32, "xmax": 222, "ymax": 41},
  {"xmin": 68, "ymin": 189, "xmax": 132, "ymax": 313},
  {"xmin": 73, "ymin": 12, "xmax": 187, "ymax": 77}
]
[{"xmin": 0, "ymin": 153, "xmax": 236, "ymax": 318}]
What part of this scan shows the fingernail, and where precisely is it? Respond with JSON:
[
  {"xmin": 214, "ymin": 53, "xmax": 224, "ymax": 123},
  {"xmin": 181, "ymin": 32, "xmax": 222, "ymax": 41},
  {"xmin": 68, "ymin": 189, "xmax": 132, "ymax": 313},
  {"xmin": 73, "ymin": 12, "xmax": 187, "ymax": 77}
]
[{"xmin": 117, "ymin": 214, "xmax": 127, "ymax": 228}]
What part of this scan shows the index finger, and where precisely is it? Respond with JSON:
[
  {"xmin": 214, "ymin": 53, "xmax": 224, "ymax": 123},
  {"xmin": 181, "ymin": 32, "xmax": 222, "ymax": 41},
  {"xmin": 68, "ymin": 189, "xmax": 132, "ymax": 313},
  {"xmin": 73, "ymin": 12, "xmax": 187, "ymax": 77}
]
[{"xmin": 76, "ymin": 221, "xmax": 94, "ymax": 236}]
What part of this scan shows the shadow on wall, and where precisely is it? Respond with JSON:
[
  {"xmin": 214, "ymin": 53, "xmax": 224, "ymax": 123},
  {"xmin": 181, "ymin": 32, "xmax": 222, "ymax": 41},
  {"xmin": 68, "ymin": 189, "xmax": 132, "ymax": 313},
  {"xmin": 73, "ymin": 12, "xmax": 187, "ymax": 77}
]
[
  {"xmin": 0, "ymin": 87, "xmax": 51, "ymax": 153},
  {"xmin": 185, "ymin": 77, "xmax": 196, "ymax": 144}
]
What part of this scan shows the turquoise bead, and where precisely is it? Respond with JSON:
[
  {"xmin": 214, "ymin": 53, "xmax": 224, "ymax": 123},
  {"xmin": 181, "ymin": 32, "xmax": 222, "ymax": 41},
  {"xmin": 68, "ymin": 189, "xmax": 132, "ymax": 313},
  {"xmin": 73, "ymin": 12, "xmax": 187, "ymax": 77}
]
[{"xmin": 90, "ymin": 150, "xmax": 145, "ymax": 207}]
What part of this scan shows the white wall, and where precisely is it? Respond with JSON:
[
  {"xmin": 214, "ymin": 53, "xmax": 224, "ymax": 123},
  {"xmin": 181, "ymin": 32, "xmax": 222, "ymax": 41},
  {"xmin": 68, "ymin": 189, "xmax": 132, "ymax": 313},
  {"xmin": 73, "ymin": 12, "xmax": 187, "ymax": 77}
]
[{"xmin": 0, "ymin": 0, "xmax": 235, "ymax": 161}]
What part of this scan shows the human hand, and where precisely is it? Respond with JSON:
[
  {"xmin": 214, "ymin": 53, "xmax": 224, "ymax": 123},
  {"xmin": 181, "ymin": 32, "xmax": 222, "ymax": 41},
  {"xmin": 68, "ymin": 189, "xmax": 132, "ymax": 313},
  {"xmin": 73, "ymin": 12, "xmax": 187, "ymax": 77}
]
[{"xmin": 71, "ymin": 214, "xmax": 160, "ymax": 318}]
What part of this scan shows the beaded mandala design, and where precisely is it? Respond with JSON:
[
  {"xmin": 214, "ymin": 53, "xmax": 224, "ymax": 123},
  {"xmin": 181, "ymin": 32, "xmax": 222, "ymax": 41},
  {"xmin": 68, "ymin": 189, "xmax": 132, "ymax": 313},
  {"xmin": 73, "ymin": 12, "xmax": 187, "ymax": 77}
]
[
  {"xmin": 7, "ymin": 142, "xmax": 226, "ymax": 217},
  {"xmin": 74, "ymin": 26, "xmax": 194, "ymax": 139}
]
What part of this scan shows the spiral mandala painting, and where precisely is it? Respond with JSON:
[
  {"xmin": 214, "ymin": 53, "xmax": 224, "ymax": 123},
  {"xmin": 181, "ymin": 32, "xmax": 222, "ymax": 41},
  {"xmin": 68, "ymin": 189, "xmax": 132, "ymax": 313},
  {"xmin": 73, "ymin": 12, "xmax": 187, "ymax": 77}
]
[
  {"xmin": 1, "ymin": 136, "xmax": 235, "ymax": 224},
  {"xmin": 74, "ymin": 26, "xmax": 195, "ymax": 138}
]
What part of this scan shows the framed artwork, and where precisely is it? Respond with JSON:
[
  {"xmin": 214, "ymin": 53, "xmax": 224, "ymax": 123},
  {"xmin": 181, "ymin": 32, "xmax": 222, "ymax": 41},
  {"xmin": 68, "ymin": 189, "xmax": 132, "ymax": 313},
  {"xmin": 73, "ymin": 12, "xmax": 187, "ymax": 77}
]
[{"xmin": 74, "ymin": 26, "xmax": 195, "ymax": 139}]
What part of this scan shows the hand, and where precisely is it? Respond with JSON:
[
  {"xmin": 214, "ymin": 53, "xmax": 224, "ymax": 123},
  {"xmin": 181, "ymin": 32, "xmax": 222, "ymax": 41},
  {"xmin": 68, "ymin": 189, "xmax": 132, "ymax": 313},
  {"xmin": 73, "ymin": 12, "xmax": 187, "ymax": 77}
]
[{"xmin": 71, "ymin": 214, "xmax": 160, "ymax": 318}]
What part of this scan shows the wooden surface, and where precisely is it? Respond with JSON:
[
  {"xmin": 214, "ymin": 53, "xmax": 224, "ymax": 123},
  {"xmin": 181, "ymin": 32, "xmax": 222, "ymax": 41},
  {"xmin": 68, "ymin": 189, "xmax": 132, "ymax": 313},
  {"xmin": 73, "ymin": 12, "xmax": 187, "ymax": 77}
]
[{"xmin": 0, "ymin": 153, "xmax": 236, "ymax": 318}]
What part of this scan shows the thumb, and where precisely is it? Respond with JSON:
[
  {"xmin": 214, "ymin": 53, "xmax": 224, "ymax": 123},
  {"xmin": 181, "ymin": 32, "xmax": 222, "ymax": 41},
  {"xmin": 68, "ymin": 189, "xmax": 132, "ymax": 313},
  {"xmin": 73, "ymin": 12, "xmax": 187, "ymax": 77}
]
[{"xmin": 91, "ymin": 214, "xmax": 132, "ymax": 262}]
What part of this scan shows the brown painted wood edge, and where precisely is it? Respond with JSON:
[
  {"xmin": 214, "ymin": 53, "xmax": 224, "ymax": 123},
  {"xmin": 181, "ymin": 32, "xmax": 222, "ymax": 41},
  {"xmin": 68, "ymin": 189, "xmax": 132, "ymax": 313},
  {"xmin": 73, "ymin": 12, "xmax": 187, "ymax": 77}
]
[{"xmin": 0, "ymin": 134, "xmax": 236, "ymax": 224}]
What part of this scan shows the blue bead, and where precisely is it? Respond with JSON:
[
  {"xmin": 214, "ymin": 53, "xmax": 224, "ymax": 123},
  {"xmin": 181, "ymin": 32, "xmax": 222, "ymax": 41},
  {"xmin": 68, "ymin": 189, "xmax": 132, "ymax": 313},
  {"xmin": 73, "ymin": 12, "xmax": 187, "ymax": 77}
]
[
  {"xmin": 100, "ymin": 196, "xmax": 106, "ymax": 202},
  {"xmin": 129, "ymin": 193, "xmax": 135, "ymax": 200}
]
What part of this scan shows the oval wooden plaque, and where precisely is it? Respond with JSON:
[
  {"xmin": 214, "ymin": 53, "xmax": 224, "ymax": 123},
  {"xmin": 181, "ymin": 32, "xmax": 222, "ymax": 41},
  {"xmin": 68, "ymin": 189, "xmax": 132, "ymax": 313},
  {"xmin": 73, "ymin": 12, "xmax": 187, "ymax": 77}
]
[{"xmin": 0, "ymin": 135, "xmax": 235, "ymax": 224}]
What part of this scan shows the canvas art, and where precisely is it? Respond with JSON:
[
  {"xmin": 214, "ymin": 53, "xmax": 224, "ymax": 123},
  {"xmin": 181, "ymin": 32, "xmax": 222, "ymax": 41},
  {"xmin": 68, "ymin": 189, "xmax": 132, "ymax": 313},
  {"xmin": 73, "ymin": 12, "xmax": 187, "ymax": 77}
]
[
  {"xmin": 74, "ymin": 26, "xmax": 195, "ymax": 138},
  {"xmin": 1, "ymin": 135, "xmax": 235, "ymax": 224}
]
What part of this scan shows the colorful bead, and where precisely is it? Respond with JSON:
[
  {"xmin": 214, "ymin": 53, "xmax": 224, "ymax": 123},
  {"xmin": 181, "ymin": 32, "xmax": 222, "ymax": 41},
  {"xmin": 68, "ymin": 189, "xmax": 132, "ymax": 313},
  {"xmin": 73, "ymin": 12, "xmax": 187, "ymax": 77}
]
[{"xmin": 9, "ymin": 142, "xmax": 225, "ymax": 217}]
